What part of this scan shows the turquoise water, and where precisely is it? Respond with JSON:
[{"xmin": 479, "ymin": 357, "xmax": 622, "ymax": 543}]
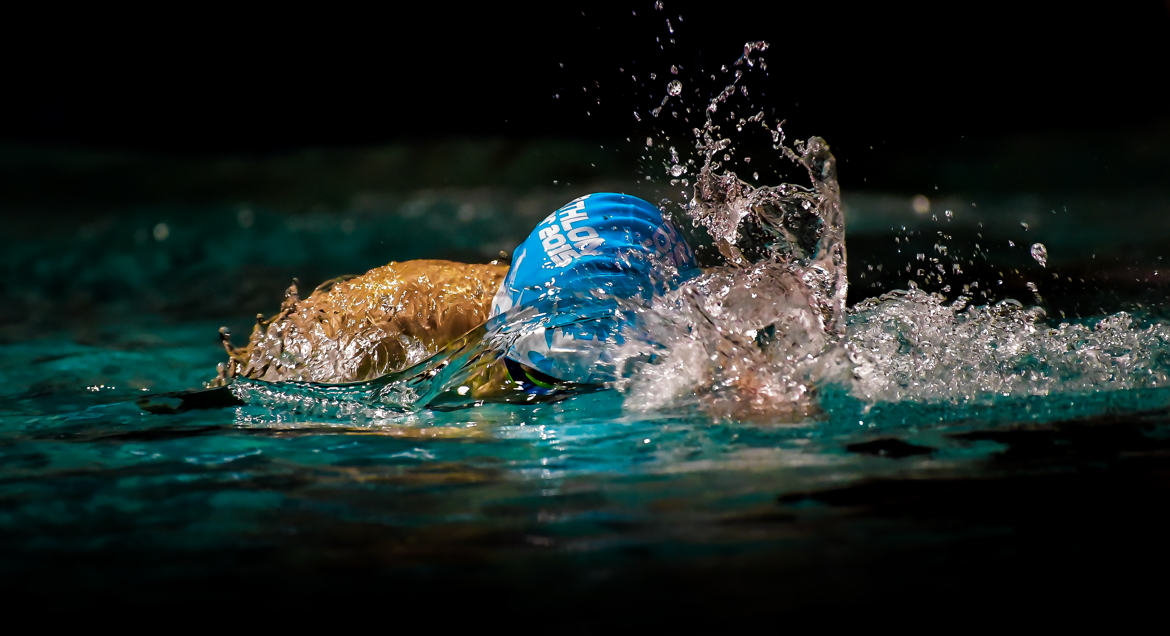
[{"xmin": 4, "ymin": 157, "xmax": 1170, "ymax": 619}]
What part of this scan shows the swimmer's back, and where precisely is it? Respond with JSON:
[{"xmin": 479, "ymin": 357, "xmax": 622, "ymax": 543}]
[{"xmin": 214, "ymin": 259, "xmax": 507, "ymax": 385}]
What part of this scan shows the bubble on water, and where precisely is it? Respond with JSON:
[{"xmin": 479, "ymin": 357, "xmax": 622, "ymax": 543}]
[
  {"xmin": 667, "ymin": 79, "xmax": 682, "ymax": 96},
  {"xmin": 1031, "ymin": 242, "xmax": 1048, "ymax": 267},
  {"xmin": 152, "ymin": 222, "xmax": 170, "ymax": 241},
  {"xmin": 237, "ymin": 206, "xmax": 255, "ymax": 229}
]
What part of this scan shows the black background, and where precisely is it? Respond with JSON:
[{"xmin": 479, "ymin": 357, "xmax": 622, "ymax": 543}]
[{"xmin": 3, "ymin": 2, "xmax": 1167, "ymax": 162}]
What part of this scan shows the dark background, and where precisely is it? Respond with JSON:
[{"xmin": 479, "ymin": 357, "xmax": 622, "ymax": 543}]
[
  {"xmin": 2, "ymin": 2, "xmax": 1167, "ymax": 190},
  {"xmin": 2, "ymin": 1, "xmax": 1167, "ymax": 328}
]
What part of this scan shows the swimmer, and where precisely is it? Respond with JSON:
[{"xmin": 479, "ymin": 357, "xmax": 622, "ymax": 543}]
[{"xmin": 193, "ymin": 193, "xmax": 698, "ymax": 408}]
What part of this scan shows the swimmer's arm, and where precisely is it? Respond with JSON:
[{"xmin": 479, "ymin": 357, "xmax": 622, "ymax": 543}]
[
  {"xmin": 422, "ymin": 360, "xmax": 519, "ymax": 409},
  {"xmin": 425, "ymin": 358, "xmax": 591, "ymax": 408},
  {"xmin": 464, "ymin": 359, "xmax": 517, "ymax": 401}
]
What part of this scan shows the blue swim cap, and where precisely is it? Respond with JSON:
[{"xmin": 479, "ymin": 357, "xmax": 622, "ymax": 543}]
[{"xmin": 490, "ymin": 192, "xmax": 699, "ymax": 384}]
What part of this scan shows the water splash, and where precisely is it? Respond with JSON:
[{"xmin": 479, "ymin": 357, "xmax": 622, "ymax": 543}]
[
  {"xmin": 609, "ymin": 38, "xmax": 1168, "ymax": 417},
  {"xmin": 845, "ymin": 288, "xmax": 1170, "ymax": 404},
  {"xmin": 612, "ymin": 135, "xmax": 847, "ymax": 417},
  {"xmin": 1031, "ymin": 242, "xmax": 1048, "ymax": 267},
  {"xmin": 602, "ymin": 39, "xmax": 848, "ymax": 418}
]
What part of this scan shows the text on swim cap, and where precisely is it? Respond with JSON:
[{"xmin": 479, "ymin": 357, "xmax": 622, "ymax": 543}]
[
  {"xmin": 538, "ymin": 197, "xmax": 605, "ymax": 267},
  {"xmin": 640, "ymin": 219, "xmax": 693, "ymax": 269}
]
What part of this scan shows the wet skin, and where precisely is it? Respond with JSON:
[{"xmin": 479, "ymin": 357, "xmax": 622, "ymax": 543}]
[{"xmin": 212, "ymin": 259, "xmax": 508, "ymax": 386}]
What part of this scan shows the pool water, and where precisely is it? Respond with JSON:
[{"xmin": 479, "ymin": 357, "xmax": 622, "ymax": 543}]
[{"xmin": 4, "ymin": 159, "xmax": 1169, "ymax": 620}]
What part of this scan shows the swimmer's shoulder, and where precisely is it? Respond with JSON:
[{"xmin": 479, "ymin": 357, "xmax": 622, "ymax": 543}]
[{"xmin": 339, "ymin": 259, "xmax": 509, "ymax": 294}]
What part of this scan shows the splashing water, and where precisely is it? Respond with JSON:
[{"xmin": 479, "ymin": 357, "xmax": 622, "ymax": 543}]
[
  {"xmin": 614, "ymin": 135, "xmax": 848, "ymax": 417},
  {"xmin": 1031, "ymin": 242, "xmax": 1048, "ymax": 267},
  {"xmin": 603, "ymin": 40, "xmax": 847, "ymax": 417},
  {"xmin": 846, "ymin": 289, "xmax": 1170, "ymax": 404},
  {"xmin": 611, "ymin": 40, "xmax": 1168, "ymax": 416}
]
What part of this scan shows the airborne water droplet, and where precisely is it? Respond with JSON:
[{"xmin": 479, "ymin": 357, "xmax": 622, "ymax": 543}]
[
  {"xmin": 669, "ymin": 164, "xmax": 686, "ymax": 177},
  {"xmin": 667, "ymin": 80, "xmax": 683, "ymax": 96},
  {"xmin": 1031, "ymin": 243, "xmax": 1048, "ymax": 267}
]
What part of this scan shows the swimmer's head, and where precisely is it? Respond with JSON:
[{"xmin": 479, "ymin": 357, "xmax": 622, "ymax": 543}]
[{"xmin": 489, "ymin": 193, "xmax": 699, "ymax": 384}]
